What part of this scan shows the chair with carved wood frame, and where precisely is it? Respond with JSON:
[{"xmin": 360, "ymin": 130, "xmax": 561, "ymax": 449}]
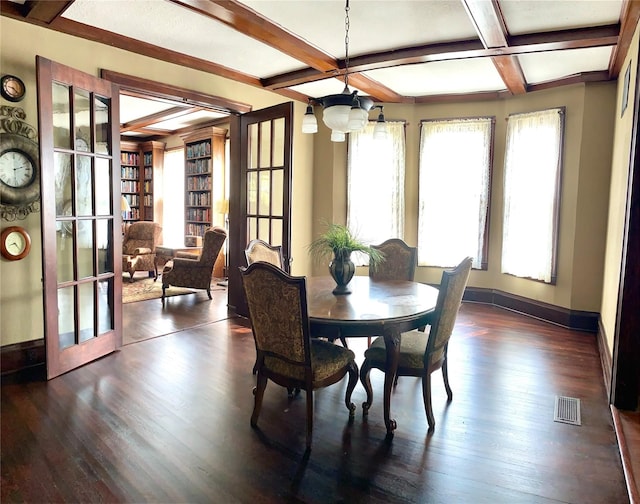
[
  {"xmin": 366, "ymin": 238, "xmax": 418, "ymax": 345},
  {"xmin": 245, "ymin": 239, "xmax": 285, "ymax": 269},
  {"xmin": 360, "ymin": 256, "xmax": 473, "ymax": 431},
  {"xmin": 240, "ymin": 261, "xmax": 358, "ymax": 450}
]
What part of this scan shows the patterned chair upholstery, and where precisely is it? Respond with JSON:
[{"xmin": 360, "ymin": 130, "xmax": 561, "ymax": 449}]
[
  {"xmin": 360, "ymin": 257, "xmax": 473, "ymax": 431},
  {"xmin": 122, "ymin": 221, "xmax": 162, "ymax": 282},
  {"xmin": 161, "ymin": 226, "xmax": 227, "ymax": 300},
  {"xmin": 244, "ymin": 239, "xmax": 285, "ymax": 269},
  {"xmin": 240, "ymin": 261, "xmax": 358, "ymax": 450},
  {"xmin": 370, "ymin": 238, "xmax": 417, "ymax": 281}
]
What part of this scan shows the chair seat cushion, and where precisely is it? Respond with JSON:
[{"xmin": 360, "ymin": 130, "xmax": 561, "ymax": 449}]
[
  {"xmin": 364, "ymin": 330, "xmax": 428, "ymax": 370},
  {"xmin": 265, "ymin": 339, "xmax": 355, "ymax": 382}
]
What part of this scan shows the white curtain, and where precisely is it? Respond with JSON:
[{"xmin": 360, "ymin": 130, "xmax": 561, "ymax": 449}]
[
  {"xmin": 417, "ymin": 118, "xmax": 492, "ymax": 269},
  {"xmin": 162, "ymin": 148, "xmax": 185, "ymax": 246},
  {"xmin": 347, "ymin": 121, "xmax": 405, "ymax": 264},
  {"xmin": 502, "ymin": 109, "xmax": 563, "ymax": 283}
]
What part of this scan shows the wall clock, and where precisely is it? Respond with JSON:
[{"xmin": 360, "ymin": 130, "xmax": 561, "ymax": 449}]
[
  {"xmin": 1, "ymin": 225, "xmax": 31, "ymax": 260},
  {"xmin": 1, "ymin": 75, "xmax": 26, "ymax": 102},
  {"xmin": 0, "ymin": 132, "xmax": 40, "ymax": 208}
]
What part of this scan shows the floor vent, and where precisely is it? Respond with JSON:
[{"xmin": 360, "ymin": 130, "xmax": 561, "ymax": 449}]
[{"xmin": 554, "ymin": 396, "xmax": 581, "ymax": 426}]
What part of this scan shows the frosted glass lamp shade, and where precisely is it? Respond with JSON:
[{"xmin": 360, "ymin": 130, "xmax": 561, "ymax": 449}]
[
  {"xmin": 302, "ymin": 105, "xmax": 318, "ymax": 133},
  {"xmin": 331, "ymin": 130, "xmax": 346, "ymax": 142}
]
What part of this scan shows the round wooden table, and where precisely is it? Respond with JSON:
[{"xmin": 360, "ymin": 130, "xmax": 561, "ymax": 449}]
[{"xmin": 306, "ymin": 276, "xmax": 439, "ymax": 436}]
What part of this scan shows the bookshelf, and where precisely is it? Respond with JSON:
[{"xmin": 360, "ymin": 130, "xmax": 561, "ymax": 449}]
[
  {"xmin": 181, "ymin": 127, "xmax": 226, "ymax": 239},
  {"xmin": 120, "ymin": 141, "xmax": 141, "ymax": 223},
  {"xmin": 141, "ymin": 141, "xmax": 165, "ymax": 222},
  {"xmin": 120, "ymin": 140, "xmax": 165, "ymax": 223}
]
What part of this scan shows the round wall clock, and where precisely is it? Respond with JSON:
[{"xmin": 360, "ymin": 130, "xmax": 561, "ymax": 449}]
[
  {"xmin": 1, "ymin": 225, "xmax": 31, "ymax": 260},
  {"xmin": 1, "ymin": 75, "xmax": 26, "ymax": 102},
  {"xmin": 0, "ymin": 132, "xmax": 40, "ymax": 207}
]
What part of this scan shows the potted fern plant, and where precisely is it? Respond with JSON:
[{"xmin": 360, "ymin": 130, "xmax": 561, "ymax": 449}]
[{"xmin": 308, "ymin": 222, "xmax": 384, "ymax": 295}]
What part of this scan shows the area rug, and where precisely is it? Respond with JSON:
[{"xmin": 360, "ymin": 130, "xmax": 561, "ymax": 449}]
[{"xmin": 122, "ymin": 277, "xmax": 195, "ymax": 303}]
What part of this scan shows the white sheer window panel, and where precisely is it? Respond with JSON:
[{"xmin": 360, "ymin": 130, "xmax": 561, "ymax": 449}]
[
  {"xmin": 417, "ymin": 118, "xmax": 493, "ymax": 269},
  {"xmin": 162, "ymin": 148, "xmax": 185, "ymax": 246},
  {"xmin": 502, "ymin": 108, "xmax": 563, "ymax": 283},
  {"xmin": 347, "ymin": 121, "xmax": 405, "ymax": 265}
]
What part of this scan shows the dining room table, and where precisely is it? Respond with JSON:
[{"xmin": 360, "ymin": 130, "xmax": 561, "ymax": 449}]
[{"xmin": 306, "ymin": 275, "xmax": 439, "ymax": 436}]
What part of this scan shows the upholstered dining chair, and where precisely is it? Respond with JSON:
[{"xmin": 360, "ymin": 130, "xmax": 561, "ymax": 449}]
[
  {"xmin": 161, "ymin": 226, "xmax": 227, "ymax": 300},
  {"xmin": 369, "ymin": 238, "xmax": 417, "ymax": 282},
  {"xmin": 365, "ymin": 238, "xmax": 418, "ymax": 345},
  {"xmin": 240, "ymin": 261, "xmax": 358, "ymax": 450},
  {"xmin": 122, "ymin": 221, "xmax": 162, "ymax": 282},
  {"xmin": 360, "ymin": 256, "xmax": 473, "ymax": 431},
  {"xmin": 244, "ymin": 239, "xmax": 285, "ymax": 269}
]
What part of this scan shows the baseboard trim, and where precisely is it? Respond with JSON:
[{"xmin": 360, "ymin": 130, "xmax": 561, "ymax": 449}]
[
  {"xmin": 463, "ymin": 287, "xmax": 599, "ymax": 333},
  {"xmin": 612, "ymin": 406, "xmax": 640, "ymax": 504},
  {"xmin": 597, "ymin": 318, "xmax": 613, "ymax": 400},
  {"xmin": 1, "ymin": 339, "xmax": 46, "ymax": 382}
]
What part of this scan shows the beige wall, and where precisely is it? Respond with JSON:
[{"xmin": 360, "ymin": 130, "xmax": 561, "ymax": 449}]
[
  {"xmin": 0, "ymin": 15, "xmax": 634, "ymax": 355},
  {"xmin": 310, "ymin": 83, "xmax": 617, "ymax": 313},
  {"xmin": 0, "ymin": 17, "xmax": 311, "ymax": 345},
  {"xmin": 601, "ymin": 23, "xmax": 640, "ymax": 354}
]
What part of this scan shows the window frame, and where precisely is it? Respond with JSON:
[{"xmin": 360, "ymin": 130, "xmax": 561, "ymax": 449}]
[
  {"xmin": 417, "ymin": 116, "xmax": 495, "ymax": 270},
  {"xmin": 501, "ymin": 107, "xmax": 565, "ymax": 285}
]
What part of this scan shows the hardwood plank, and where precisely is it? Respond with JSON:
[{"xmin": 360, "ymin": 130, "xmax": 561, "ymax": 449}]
[{"xmin": 1, "ymin": 301, "xmax": 629, "ymax": 503}]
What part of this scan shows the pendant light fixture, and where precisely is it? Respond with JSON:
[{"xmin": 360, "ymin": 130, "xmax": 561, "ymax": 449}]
[{"xmin": 301, "ymin": 0, "xmax": 387, "ymax": 142}]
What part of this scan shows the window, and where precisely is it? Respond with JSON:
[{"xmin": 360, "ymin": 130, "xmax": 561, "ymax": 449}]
[
  {"xmin": 347, "ymin": 121, "xmax": 405, "ymax": 264},
  {"xmin": 502, "ymin": 108, "xmax": 564, "ymax": 283},
  {"xmin": 418, "ymin": 117, "xmax": 493, "ymax": 269}
]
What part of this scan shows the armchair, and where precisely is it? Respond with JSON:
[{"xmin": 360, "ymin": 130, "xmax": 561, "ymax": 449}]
[
  {"xmin": 161, "ymin": 226, "xmax": 227, "ymax": 300},
  {"xmin": 122, "ymin": 221, "xmax": 162, "ymax": 282}
]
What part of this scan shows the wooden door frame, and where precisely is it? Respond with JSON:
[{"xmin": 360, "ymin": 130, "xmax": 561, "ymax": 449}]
[
  {"xmin": 611, "ymin": 52, "xmax": 640, "ymax": 411},
  {"xmin": 227, "ymin": 102, "xmax": 294, "ymax": 315}
]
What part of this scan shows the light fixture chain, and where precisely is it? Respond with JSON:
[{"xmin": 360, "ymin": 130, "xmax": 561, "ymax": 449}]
[{"xmin": 344, "ymin": 0, "xmax": 350, "ymax": 88}]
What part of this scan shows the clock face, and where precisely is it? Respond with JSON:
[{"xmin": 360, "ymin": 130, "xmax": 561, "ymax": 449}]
[
  {"xmin": 0, "ymin": 149, "xmax": 35, "ymax": 188},
  {"xmin": 1, "ymin": 75, "xmax": 26, "ymax": 102},
  {"xmin": 5, "ymin": 231, "xmax": 26, "ymax": 255},
  {"xmin": 1, "ymin": 226, "xmax": 31, "ymax": 261}
]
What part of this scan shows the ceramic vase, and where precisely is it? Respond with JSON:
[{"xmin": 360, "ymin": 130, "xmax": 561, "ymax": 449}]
[{"xmin": 329, "ymin": 251, "xmax": 355, "ymax": 295}]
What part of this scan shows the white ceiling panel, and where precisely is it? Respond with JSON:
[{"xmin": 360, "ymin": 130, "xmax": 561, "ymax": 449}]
[
  {"xmin": 500, "ymin": 0, "xmax": 623, "ymax": 35},
  {"xmin": 365, "ymin": 58, "xmax": 507, "ymax": 96},
  {"xmin": 519, "ymin": 46, "xmax": 614, "ymax": 84},
  {"xmin": 240, "ymin": 0, "xmax": 478, "ymax": 58},
  {"xmin": 63, "ymin": 0, "xmax": 306, "ymax": 77}
]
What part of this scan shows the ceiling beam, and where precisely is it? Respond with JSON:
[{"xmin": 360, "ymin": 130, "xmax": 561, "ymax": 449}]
[
  {"xmin": 22, "ymin": 0, "xmax": 73, "ymax": 24},
  {"xmin": 462, "ymin": 0, "xmax": 526, "ymax": 94},
  {"xmin": 168, "ymin": 0, "xmax": 403, "ymax": 102},
  {"xmin": 263, "ymin": 26, "xmax": 617, "ymax": 91},
  {"xmin": 120, "ymin": 106, "xmax": 203, "ymax": 133},
  {"xmin": 609, "ymin": 0, "xmax": 640, "ymax": 77}
]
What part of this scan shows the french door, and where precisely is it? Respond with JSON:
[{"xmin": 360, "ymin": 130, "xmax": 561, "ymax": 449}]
[
  {"xmin": 37, "ymin": 57, "xmax": 122, "ymax": 379},
  {"xmin": 228, "ymin": 102, "xmax": 293, "ymax": 316}
]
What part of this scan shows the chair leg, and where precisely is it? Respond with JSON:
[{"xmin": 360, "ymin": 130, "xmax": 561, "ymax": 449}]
[
  {"xmin": 422, "ymin": 372, "xmax": 435, "ymax": 430},
  {"xmin": 161, "ymin": 285, "xmax": 167, "ymax": 300},
  {"xmin": 442, "ymin": 356, "xmax": 453, "ymax": 401},
  {"xmin": 306, "ymin": 389, "xmax": 313, "ymax": 449},
  {"xmin": 251, "ymin": 372, "xmax": 268, "ymax": 428},
  {"xmin": 359, "ymin": 359, "xmax": 374, "ymax": 417},
  {"xmin": 206, "ymin": 287, "xmax": 212, "ymax": 300},
  {"xmin": 344, "ymin": 361, "xmax": 358, "ymax": 418}
]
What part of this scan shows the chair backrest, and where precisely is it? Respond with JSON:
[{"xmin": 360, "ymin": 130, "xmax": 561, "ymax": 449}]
[
  {"xmin": 240, "ymin": 262, "xmax": 311, "ymax": 369},
  {"xmin": 123, "ymin": 221, "xmax": 161, "ymax": 255},
  {"xmin": 199, "ymin": 226, "xmax": 227, "ymax": 267},
  {"xmin": 245, "ymin": 239, "xmax": 284, "ymax": 269},
  {"xmin": 425, "ymin": 256, "xmax": 473, "ymax": 367},
  {"xmin": 370, "ymin": 238, "xmax": 417, "ymax": 281}
]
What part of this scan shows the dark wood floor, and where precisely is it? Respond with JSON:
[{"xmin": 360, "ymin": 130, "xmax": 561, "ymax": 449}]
[{"xmin": 1, "ymin": 292, "xmax": 629, "ymax": 503}]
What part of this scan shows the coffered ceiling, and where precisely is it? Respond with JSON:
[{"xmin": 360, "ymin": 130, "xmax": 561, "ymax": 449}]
[{"xmin": 2, "ymin": 0, "xmax": 639, "ymax": 138}]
